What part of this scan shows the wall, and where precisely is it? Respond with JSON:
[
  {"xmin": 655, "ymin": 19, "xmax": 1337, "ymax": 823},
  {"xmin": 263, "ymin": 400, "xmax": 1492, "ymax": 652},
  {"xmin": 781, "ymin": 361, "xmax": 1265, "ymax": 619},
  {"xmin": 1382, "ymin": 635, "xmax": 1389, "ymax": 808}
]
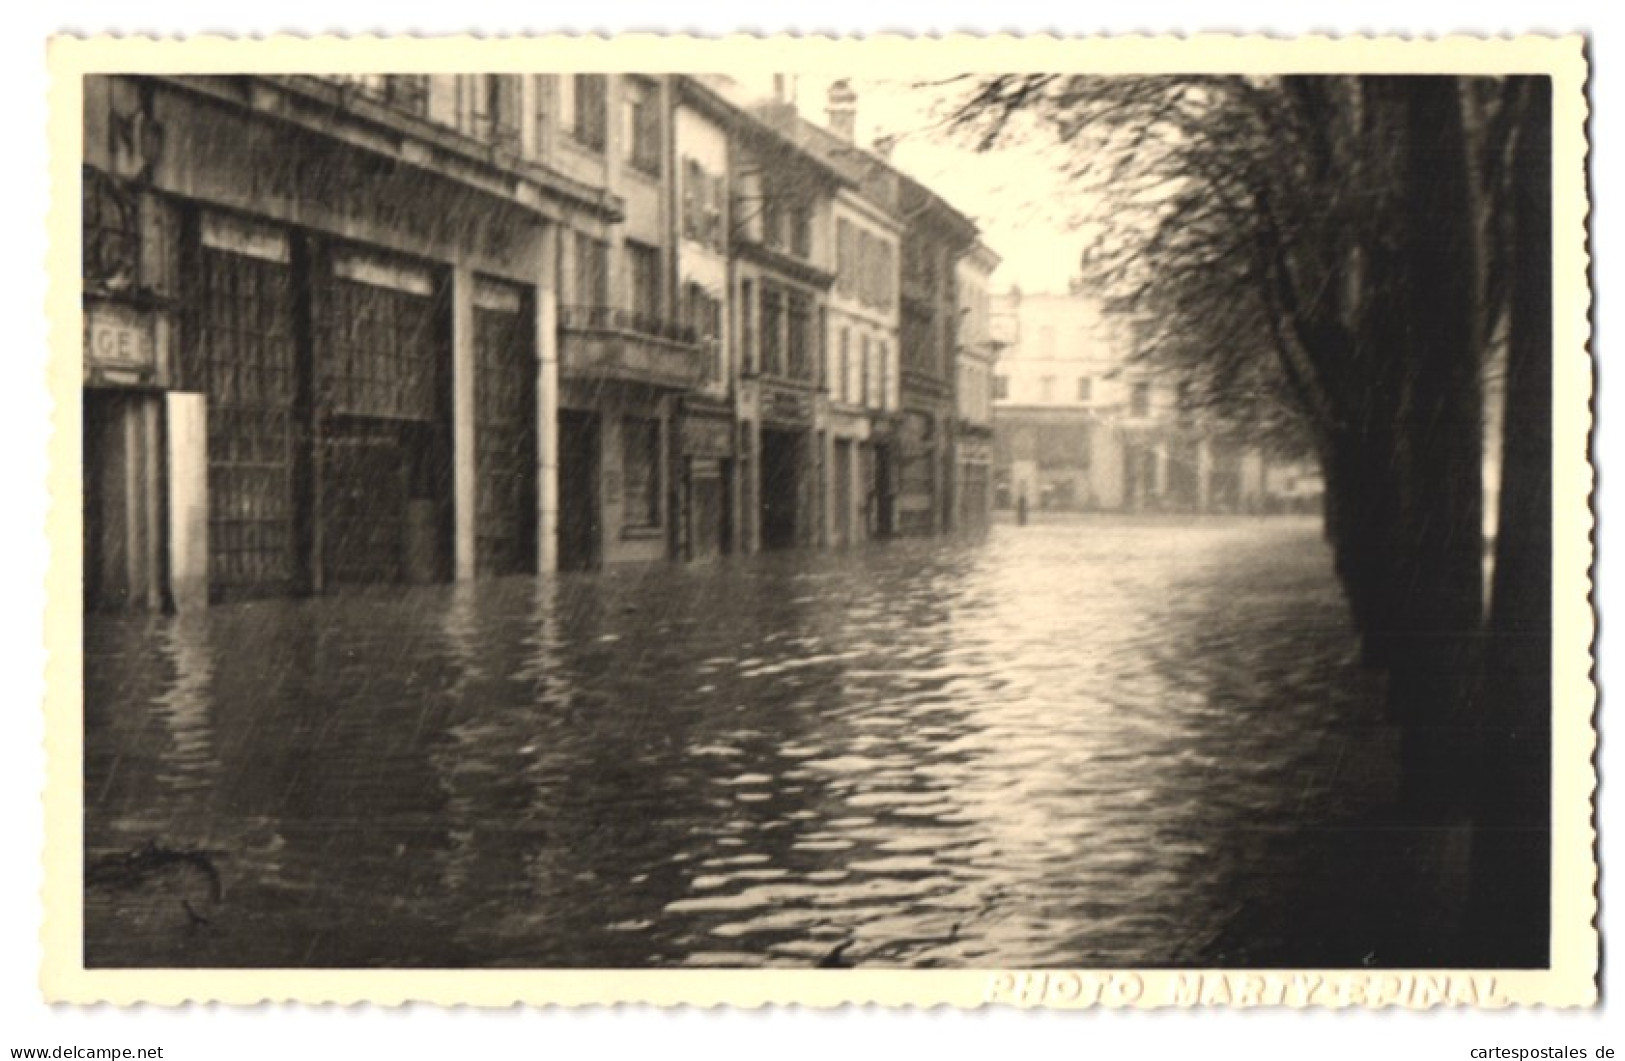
[{"xmin": 676, "ymin": 104, "xmax": 731, "ymax": 396}]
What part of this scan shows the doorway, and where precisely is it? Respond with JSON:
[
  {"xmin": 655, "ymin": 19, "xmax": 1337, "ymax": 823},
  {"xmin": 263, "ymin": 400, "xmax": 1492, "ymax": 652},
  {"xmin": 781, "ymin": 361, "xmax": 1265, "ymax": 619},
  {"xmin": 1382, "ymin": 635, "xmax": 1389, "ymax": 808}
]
[
  {"xmin": 759, "ymin": 428, "xmax": 803, "ymax": 551},
  {"xmin": 557, "ymin": 409, "xmax": 601, "ymax": 571},
  {"xmin": 687, "ymin": 458, "xmax": 730, "ymax": 562}
]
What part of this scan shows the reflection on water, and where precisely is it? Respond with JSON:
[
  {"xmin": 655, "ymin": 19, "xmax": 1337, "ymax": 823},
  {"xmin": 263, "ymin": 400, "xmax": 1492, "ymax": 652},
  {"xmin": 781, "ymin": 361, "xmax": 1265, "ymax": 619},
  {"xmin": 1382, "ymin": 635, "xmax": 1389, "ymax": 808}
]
[{"xmin": 84, "ymin": 516, "xmax": 1399, "ymax": 968}]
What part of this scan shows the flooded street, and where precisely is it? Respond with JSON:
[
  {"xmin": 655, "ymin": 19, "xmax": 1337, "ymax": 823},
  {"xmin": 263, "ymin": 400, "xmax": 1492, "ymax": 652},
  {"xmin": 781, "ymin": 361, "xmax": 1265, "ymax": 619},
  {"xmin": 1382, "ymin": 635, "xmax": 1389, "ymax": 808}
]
[{"xmin": 85, "ymin": 515, "xmax": 1419, "ymax": 969}]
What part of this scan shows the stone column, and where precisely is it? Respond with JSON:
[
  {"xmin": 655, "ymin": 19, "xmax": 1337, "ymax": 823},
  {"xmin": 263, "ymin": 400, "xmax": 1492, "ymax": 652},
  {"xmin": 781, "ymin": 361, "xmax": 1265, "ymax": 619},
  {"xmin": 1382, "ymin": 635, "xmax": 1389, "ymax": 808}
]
[
  {"xmin": 536, "ymin": 227, "xmax": 560, "ymax": 574},
  {"xmin": 1196, "ymin": 437, "xmax": 1214, "ymax": 514},
  {"xmin": 451, "ymin": 264, "xmax": 477, "ymax": 581},
  {"xmin": 165, "ymin": 392, "xmax": 210, "ymax": 611}
]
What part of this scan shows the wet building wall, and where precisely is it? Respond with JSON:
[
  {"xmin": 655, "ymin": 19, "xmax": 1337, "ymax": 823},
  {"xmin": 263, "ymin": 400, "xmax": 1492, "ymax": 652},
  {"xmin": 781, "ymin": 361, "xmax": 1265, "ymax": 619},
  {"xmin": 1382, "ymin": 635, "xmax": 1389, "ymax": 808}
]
[
  {"xmin": 674, "ymin": 90, "xmax": 739, "ymax": 562},
  {"xmin": 728, "ymin": 120, "xmax": 841, "ymax": 554},
  {"xmin": 81, "ymin": 73, "xmax": 1003, "ymax": 611},
  {"xmin": 81, "ymin": 74, "xmax": 560, "ymax": 610},
  {"xmin": 822, "ymin": 190, "xmax": 900, "ymax": 548},
  {"xmin": 896, "ymin": 179, "xmax": 977, "ymax": 538}
]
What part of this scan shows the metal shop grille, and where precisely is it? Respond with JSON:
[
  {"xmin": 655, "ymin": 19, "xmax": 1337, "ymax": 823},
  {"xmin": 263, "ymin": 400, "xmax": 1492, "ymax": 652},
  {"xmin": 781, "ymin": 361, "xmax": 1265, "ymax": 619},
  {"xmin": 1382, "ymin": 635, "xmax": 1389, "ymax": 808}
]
[
  {"xmin": 318, "ymin": 276, "xmax": 440, "ymax": 422},
  {"xmin": 193, "ymin": 246, "xmax": 297, "ymax": 598},
  {"xmin": 473, "ymin": 288, "xmax": 536, "ymax": 576}
]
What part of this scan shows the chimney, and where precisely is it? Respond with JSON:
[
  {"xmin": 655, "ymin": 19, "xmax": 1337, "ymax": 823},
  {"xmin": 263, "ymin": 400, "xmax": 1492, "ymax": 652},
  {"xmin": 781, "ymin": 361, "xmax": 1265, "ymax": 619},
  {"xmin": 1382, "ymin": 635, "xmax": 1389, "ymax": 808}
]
[{"xmin": 826, "ymin": 79, "xmax": 857, "ymax": 141}]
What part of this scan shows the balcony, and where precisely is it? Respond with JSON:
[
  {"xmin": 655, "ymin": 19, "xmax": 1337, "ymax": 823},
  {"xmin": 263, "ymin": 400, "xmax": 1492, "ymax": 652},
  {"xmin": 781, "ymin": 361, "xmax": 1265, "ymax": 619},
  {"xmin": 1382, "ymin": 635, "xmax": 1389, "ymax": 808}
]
[{"xmin": 557, "ymin": 305, "xmax": 708, "ymax": 391}]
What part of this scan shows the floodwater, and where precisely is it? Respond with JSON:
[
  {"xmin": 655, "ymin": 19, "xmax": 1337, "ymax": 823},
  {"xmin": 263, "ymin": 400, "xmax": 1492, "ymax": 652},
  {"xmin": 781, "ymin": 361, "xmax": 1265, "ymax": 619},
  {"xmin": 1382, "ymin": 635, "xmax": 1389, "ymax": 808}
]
[{"xmin": 85, "ymin": 515, "xmax": 1429, "ymax": 969}]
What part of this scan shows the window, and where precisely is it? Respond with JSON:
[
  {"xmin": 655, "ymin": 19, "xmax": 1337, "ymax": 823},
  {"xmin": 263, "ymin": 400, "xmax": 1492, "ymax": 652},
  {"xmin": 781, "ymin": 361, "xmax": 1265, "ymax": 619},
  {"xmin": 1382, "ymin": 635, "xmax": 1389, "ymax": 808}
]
[
  {"xmin": 682, "ymin": 159, "xmax": 700, "ymax": 239},
  {"xmin": 860, "ymin": 335, "xmax": 871, "ymax": 407},
  {"xmin": 790, "ymin": 204, "xmax": 812, "ymax": 258},
  {"xmin": 333, "ymin": 75, "xmax": 428, "ymax": 115},
  {"xmin": 817, "ymin": 306, "xmax": 828, "ymax": 391},
  {"xmin": 682, "ymin": 159, "xmax": 725, "ymax": 251},
  {"xmin": 471, "ymin": 75, "xmax": 520, "ymax": 149},
  {"xmin": 1040, "ymin": 375, "xmax": 1056, "ymax": 403},
  {"xmin": 993, "ymin": 374, "xmax": 1009, "ymax": 401},
  {"xmin": 878, "ymin": 340, "xmax": 890, "ymax": 410},
  {"xmin": 761, "ymin": 285, "xmax": 784, "ymax": 376},
  {"xmin": 624, "ymin": 79, "xmax": 661, "ymax": 176},
  {"xmin": 836, "ymin": 220, "xmax": 856, "ymax": 297},
  {"xmin": 740, "ymin": 279, "xmax": 756, "ymax": 375},
  {"xmin": 569, "ymin": 74, "xmax": 608, "ymax": 151},
  {"xmin": 572, "ymin": 232, "xmax": 609, "ymax": 308},
  {"xmin": 1039, "ymin": 326, "xmax": 1056, "ymax": 358},
  {"xmin": 531, "ymin": 75, "xmax": 549, "ymax": 154},
  {"xmin": 855, "ymin": 230, "xmax": 872, "ymax": 306},
  {"xmin": 389, "ymin": 75, "xmax": 430, "ymax": 114},
  {"xmin": 877, "ymin": 240, "xmax": 894, "ymax": 310},
  {"xmin": 1076, "ymin": 376, "xmax": 1092, "ymax": 402},
  {"xmin": 622, "ymin": 416, "xmax": 662, "ymax": 529},
  {"xmin": 627, "ymin": 242, "xmax": 662, "ymax": 323},
  {"xmin": 684, "ymin": 283, "xmax": 724, "ymax": 381},
  {"xmin": 1131, "ymin": 382, "xmax": 1152, "ymax": 417},
  {"xmin": 761, "ymin": 197, "xmax": 784, "ymax": 251},
  {"xmin": 838, "ymin": 328, "xmax": 850, "ymax": 403},
  {"xmin": 787, "ymin": 290, "xmax": 813, "ymax": 381}
]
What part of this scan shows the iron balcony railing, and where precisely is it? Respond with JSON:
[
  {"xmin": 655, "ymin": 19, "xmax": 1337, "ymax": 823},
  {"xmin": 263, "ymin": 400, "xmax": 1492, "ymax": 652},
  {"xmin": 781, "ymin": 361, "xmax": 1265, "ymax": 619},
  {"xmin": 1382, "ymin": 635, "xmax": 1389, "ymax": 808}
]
[{"xmin": 558, "ymin": 304, "xmax": 700, "ymax": 347}]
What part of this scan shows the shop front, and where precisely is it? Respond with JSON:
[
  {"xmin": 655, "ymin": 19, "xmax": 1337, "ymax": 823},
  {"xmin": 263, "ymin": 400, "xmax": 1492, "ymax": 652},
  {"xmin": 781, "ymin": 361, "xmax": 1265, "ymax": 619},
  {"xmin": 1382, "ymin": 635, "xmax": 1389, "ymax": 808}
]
[
  {"xmin": 678, "ymin": 399, "xmax": 737, "ymax": 562},
  {"xmin": 821, "ymin": 410, "xmax": 870, "ymax": 549},
  {"xmin": 896, "ymin": 407, "xmax": 943, "ymax": 537},
  {"xmin": 83, "ymin": 75, "xmax": 556, "ymax": 608},
  {"xmin": 754, "ymin": 384, "xmax": 818, "ymax": 552},
  {"xmin": 956, "ymin": 435, "xmax": 993, "ymax": 533}
]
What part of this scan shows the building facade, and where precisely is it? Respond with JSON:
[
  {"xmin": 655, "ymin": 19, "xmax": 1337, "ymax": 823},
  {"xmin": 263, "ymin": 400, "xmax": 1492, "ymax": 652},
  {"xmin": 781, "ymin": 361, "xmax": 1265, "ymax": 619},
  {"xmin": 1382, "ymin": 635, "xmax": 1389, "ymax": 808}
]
[
  {"xmin": 728, "ymin": 111, "xmax": 846, "ymax": 553},
  {"xmin": 753, "ymin": 85, "xmax": 905, "ymax": 548},
  {"xmin": 82, "ymin": 74, "xmax": 600, "ymax": 611},
  {"xmin": 548, "ymin": 74, "xmax": 711, "ymax": 571},
  {"xmin": 897, "ymin": 177, "xmax": 980, "ymax": 537},
  {"xmin": 672, "ymin": 79, "xmax": 740, "ymax": 563},
  {"xmin": 82, "ymin": 72, "xmax": 1000, "ymax": 613},
  {"xmin": 991, "ymin": 289, "xmax": 1266, "ymax": 515},
  {"xmin": 954, "ymin": 242, "xmax": 1003, "ymax": 533}
]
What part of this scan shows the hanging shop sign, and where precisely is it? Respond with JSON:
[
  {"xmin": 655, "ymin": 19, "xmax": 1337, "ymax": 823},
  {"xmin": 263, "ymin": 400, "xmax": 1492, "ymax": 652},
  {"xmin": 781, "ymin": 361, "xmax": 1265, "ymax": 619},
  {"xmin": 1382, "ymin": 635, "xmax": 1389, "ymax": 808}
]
[
  {"xmin": 761, "ymin": 386, "xmax": 812, "ymax": 427},
  {"xmin": 84, "ymin": 300, "xmax": 159, "ymax": 386},
  {"xmin": 681, "ymin": 414, "xmax": 734, "ymax": 459}
]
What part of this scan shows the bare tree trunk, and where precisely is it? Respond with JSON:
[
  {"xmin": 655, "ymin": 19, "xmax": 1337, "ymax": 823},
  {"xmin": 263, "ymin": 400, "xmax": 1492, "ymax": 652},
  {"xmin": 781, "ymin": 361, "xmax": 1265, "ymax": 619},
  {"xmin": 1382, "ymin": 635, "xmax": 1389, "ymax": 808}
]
[
  {"xmin": 1387, "ymin": 77, "xmax": 1486, "ymax": 818},
  {"xmin": 1466, "ymin": 76, "xmax": 1553, "ymax": 966}
]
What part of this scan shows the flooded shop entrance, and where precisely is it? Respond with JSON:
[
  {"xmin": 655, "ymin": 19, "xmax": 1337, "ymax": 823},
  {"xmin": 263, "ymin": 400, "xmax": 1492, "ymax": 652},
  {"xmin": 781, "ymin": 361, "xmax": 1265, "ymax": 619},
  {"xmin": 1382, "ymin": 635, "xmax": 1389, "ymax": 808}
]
[
  {"xmin": 758, "ymin": 427, "xmax": 806, "ymax": 551},
  {"xmin": 472, "ymin": 279, "xmax": 538, "ymax": 577},
  {"xmin": 315, "ymin": 252, "xmax": 452, "ymax": 588},
  {"xmin": 556, "ymin": 409, "xmax": 601, "ymax": 572}
]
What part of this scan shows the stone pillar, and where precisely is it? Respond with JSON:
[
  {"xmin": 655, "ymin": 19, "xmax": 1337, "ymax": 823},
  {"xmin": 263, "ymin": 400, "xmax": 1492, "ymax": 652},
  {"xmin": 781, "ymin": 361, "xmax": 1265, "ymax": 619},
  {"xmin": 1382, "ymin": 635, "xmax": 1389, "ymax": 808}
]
[
  {"xmin": 451, "ymin": 264, "xmax": 477, "ymax": 581},
  {"xmin": 1240, "ymin": 450, "xmax": 1266, "ymax": 512},
  {"xmin": 164, "ymin": 392, "xmax": 209, "ymax": 611},
  {"xmin": 743, "ymin": 418, "xmax": 760, "ymax": 553},
  {"xmin": 84, "ymin": 392, "xmax": 163, "ymax": 611},
  {"xmin": 536, "ymin": 228, "xmax": 560, "ymax": 574},
  {"xmin": 818, "ymin": 428, "xmax": 832, "ymax": 548},
  {"xmin": 1196, "ymin": 437, "xmax": 1214, "ymax": 514}
]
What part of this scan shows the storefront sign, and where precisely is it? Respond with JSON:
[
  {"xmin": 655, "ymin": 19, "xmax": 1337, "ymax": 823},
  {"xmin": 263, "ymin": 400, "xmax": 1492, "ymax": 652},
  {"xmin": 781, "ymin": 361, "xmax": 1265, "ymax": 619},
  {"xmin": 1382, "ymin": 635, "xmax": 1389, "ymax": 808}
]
[
  {"xmin": 247, "ymin": 140, "xmax": 532, "ymax": 269},
  {"xmin": 681, "ymin": 415, "xmax": 735, "ymax": 458},
  {"xmin": 761, "ymin": 387, "xmax": 812, "ymax": 426},
  {"xmin": 84, "ymin": 301, "xmax": 157, "ymax": 379},
  {"xmin": 161, "ymin": 92, "xmax": 537, "ymax": 272}
]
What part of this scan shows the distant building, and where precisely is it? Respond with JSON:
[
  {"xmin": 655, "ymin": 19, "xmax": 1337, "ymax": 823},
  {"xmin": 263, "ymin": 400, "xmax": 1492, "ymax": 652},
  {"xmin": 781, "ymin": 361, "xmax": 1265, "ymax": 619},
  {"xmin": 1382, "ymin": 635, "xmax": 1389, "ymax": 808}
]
[
  {"xmin": 751, "ymin": 85, "xmax": 905, "ymax": 549},
  {"xmin": 672, "ymin": 79, "xmax": 741, "ymax": 563},
  {"xmin": 897, "ymin": 176, "xmax": 980, "ymax": 536},
  {"xmin": 991, "ymin": 289, "xmax": 1266, "ymax": 514},
  {"xmin": 954, "ymin": 242, "xmax": 1003, "ymax": 532}
]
